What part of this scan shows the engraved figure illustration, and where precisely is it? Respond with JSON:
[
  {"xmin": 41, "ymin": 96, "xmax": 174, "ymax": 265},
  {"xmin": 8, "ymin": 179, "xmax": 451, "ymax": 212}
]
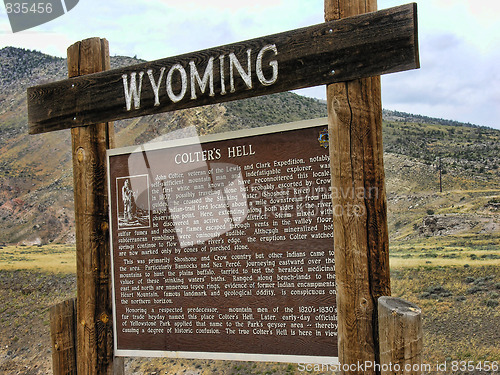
[
  {"xmin": 122, "ymin": 179, "xmax": 135, "ymax": 221},
  {"xmin": 117, "ymin": 175, "xmax": 151, "ymax": 229}
]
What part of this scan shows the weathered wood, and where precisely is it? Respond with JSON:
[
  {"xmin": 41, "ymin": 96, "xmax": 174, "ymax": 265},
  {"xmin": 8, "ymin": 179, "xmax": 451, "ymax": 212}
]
[
  {"xmin": 28, "ymin": 3, "xmax": 418, "ymax": 134},
  {"xmin": 326, "ymin": 0, "xmax": 396, "ymax": 373},
  {"xmin": 50, "ymin": 298, "xmax": 77, "ymax": 375},
  {"xmin": 68, "ymin": 37, "xmax": 118, "ymax": 375},
  {"xmin": 378, "ymin": 297, "xmax": 423, "ymax": 374}
]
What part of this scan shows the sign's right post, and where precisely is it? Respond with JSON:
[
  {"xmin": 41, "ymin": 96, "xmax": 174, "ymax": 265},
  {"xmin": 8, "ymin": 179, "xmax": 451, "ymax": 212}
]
[{"xmin": 325, "ymin": 0, "xmax": 392, "ymax": 373}]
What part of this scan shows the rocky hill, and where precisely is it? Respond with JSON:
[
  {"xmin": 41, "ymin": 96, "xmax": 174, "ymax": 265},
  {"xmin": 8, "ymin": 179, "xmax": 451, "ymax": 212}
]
[{"xmin": 0, "ymin": 46, "xmax": 499, "ymax": 245}]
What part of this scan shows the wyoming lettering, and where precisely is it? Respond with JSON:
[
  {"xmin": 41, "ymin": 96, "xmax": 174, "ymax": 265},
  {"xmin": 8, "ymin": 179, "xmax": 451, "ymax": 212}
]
[
  {"xmin": 298, "ymin": 360, "xmax": 499, "ymax": 373},
  {"xmin": 122, "ymin": 44, "xmax": 279, "ymax": 111}
]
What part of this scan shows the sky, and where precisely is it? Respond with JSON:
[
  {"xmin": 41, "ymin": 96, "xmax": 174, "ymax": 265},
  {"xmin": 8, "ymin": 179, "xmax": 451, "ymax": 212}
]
[{"xmin": 1, "ymin": 0, "xmax": 499, "ymax": 129}]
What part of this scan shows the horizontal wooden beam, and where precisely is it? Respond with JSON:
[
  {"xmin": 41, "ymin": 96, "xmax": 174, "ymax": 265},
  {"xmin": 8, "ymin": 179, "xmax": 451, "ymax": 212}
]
[{"xmin": 28, "ymin": 3, "xmax": 418, "ymax": 134}]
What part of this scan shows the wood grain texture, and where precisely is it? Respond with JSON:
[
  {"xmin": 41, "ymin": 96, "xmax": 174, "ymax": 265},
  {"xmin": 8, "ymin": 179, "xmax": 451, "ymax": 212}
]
[
  {"xmin": 28, "ymin": 4, "xmax": 418, "ymax": 134},
  {"xmin": 378, "ymin": 297, "xmax": 423, "ymax": 374},
  {"xmin": 68, "ymin": 37, "xmax": 118, "ymax": 375},
  {"xmin": 50, "ymin": 298, "xmax": 77, "ymax": 375},
  {"xmin": 325, "ymin": 0, "xmax": 394, "ymax": 373}
]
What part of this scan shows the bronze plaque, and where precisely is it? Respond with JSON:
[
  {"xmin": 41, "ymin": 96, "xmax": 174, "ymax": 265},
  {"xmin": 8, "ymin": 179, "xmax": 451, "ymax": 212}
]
[{"xmin": 108, "ymin": 118, "xmax": 338, "ymax": 363}]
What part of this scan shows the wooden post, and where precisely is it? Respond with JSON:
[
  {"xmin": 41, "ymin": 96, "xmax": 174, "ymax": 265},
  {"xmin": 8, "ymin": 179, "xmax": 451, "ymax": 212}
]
[
  {"xmin": 438, "ymin": 157, "xmax": 442, "ymax": 193},
  {"xmin": 67, "ymin": 37, "xmax": 117, "ymax": 374},
  {"xmin": 378, "ymin": 297, "xmax": 423, "ymax": 374},
  {"xmin": 325, "ymin": 0, "xmax": 391, "ymax": 373},
  {"xmin": 50, "ymin": 298, "xmax": 77, "ymax": 375}
]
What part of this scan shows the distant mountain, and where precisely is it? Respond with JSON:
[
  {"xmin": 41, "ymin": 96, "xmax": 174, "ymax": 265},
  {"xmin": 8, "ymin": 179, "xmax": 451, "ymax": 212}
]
[{"xmin": 0, "ymin": 47, "xmax": 498, "ymax": 244}]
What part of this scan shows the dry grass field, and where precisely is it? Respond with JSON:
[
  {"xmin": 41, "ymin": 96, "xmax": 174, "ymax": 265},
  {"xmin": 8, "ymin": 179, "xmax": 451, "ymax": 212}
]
[
  {"xmin": 0, "ymin": 244, "xmax": 76, "ymax": 273},
  {"xmin": 0, "ymin": 241, "xmax": 498, "ymax": 374}
]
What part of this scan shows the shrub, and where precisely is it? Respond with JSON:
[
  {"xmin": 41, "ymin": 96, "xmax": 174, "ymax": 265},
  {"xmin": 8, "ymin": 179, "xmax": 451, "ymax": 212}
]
[
  {"xmin": 421, "ymin": 285, "xmax": 452, "ymax": 299},
  {"xmin": 474, "ymin": 276, "xmax": 493, "ymax": 285},
  {"xmin": 485, "ymin": 300, "xmax": 499, "ymax": 308},
  {"xmin": 466, "ymin": 286, "xmax": 486, "ymax": 295}
]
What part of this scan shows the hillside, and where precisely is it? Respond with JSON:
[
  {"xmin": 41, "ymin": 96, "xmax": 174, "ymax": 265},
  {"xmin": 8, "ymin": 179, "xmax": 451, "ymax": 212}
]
[{"xmin": 0, "ymin": 46, "xmax": 499, "ymax": 245}]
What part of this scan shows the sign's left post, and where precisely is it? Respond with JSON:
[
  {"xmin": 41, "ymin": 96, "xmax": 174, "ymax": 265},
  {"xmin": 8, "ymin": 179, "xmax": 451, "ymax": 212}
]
[{"xmin": 67, "ymin": 37, "xmax": 122, "ymax": 374}]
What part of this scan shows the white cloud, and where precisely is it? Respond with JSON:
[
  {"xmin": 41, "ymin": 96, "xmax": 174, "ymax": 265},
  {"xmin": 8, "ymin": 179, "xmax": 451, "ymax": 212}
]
[{"xmin": 382, "ymin": 30, "xmax": 500, "ymax": 128}]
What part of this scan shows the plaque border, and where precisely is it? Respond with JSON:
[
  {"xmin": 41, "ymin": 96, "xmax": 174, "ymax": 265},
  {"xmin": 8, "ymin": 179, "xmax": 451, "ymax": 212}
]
[{"xmin": 107, "ymin": 117, "xmax": 339, "ymax": 364}]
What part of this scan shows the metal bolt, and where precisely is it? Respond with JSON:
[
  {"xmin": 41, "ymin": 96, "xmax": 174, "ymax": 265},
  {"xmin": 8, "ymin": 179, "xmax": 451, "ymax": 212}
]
[
  {"xmin": 100, "ymin": 312, "xmax": 109, "ymax": 324},
  {"xmin": 76, "ymin": 148, "xmax": 84, "ymax": 162}
]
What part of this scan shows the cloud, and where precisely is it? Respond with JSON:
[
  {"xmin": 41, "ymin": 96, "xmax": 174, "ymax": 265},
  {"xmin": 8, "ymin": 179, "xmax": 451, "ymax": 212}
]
[
  {"xmin": 2, "ymin": 0, "xmax": 321, "ymax": 59},
  {"xmin": 382, "ymin": 32, "xmax": 500, "ymax": 128}
]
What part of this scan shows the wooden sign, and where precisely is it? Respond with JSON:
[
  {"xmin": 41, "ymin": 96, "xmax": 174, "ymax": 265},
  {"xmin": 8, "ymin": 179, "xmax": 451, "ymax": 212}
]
[
  {"xmin": 28, "ymin": 3, "xmax": 418, "ymax": 134},
  {"xmin": 107, "ymin": 118, "xmax": 340, "ymax": 363}
]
